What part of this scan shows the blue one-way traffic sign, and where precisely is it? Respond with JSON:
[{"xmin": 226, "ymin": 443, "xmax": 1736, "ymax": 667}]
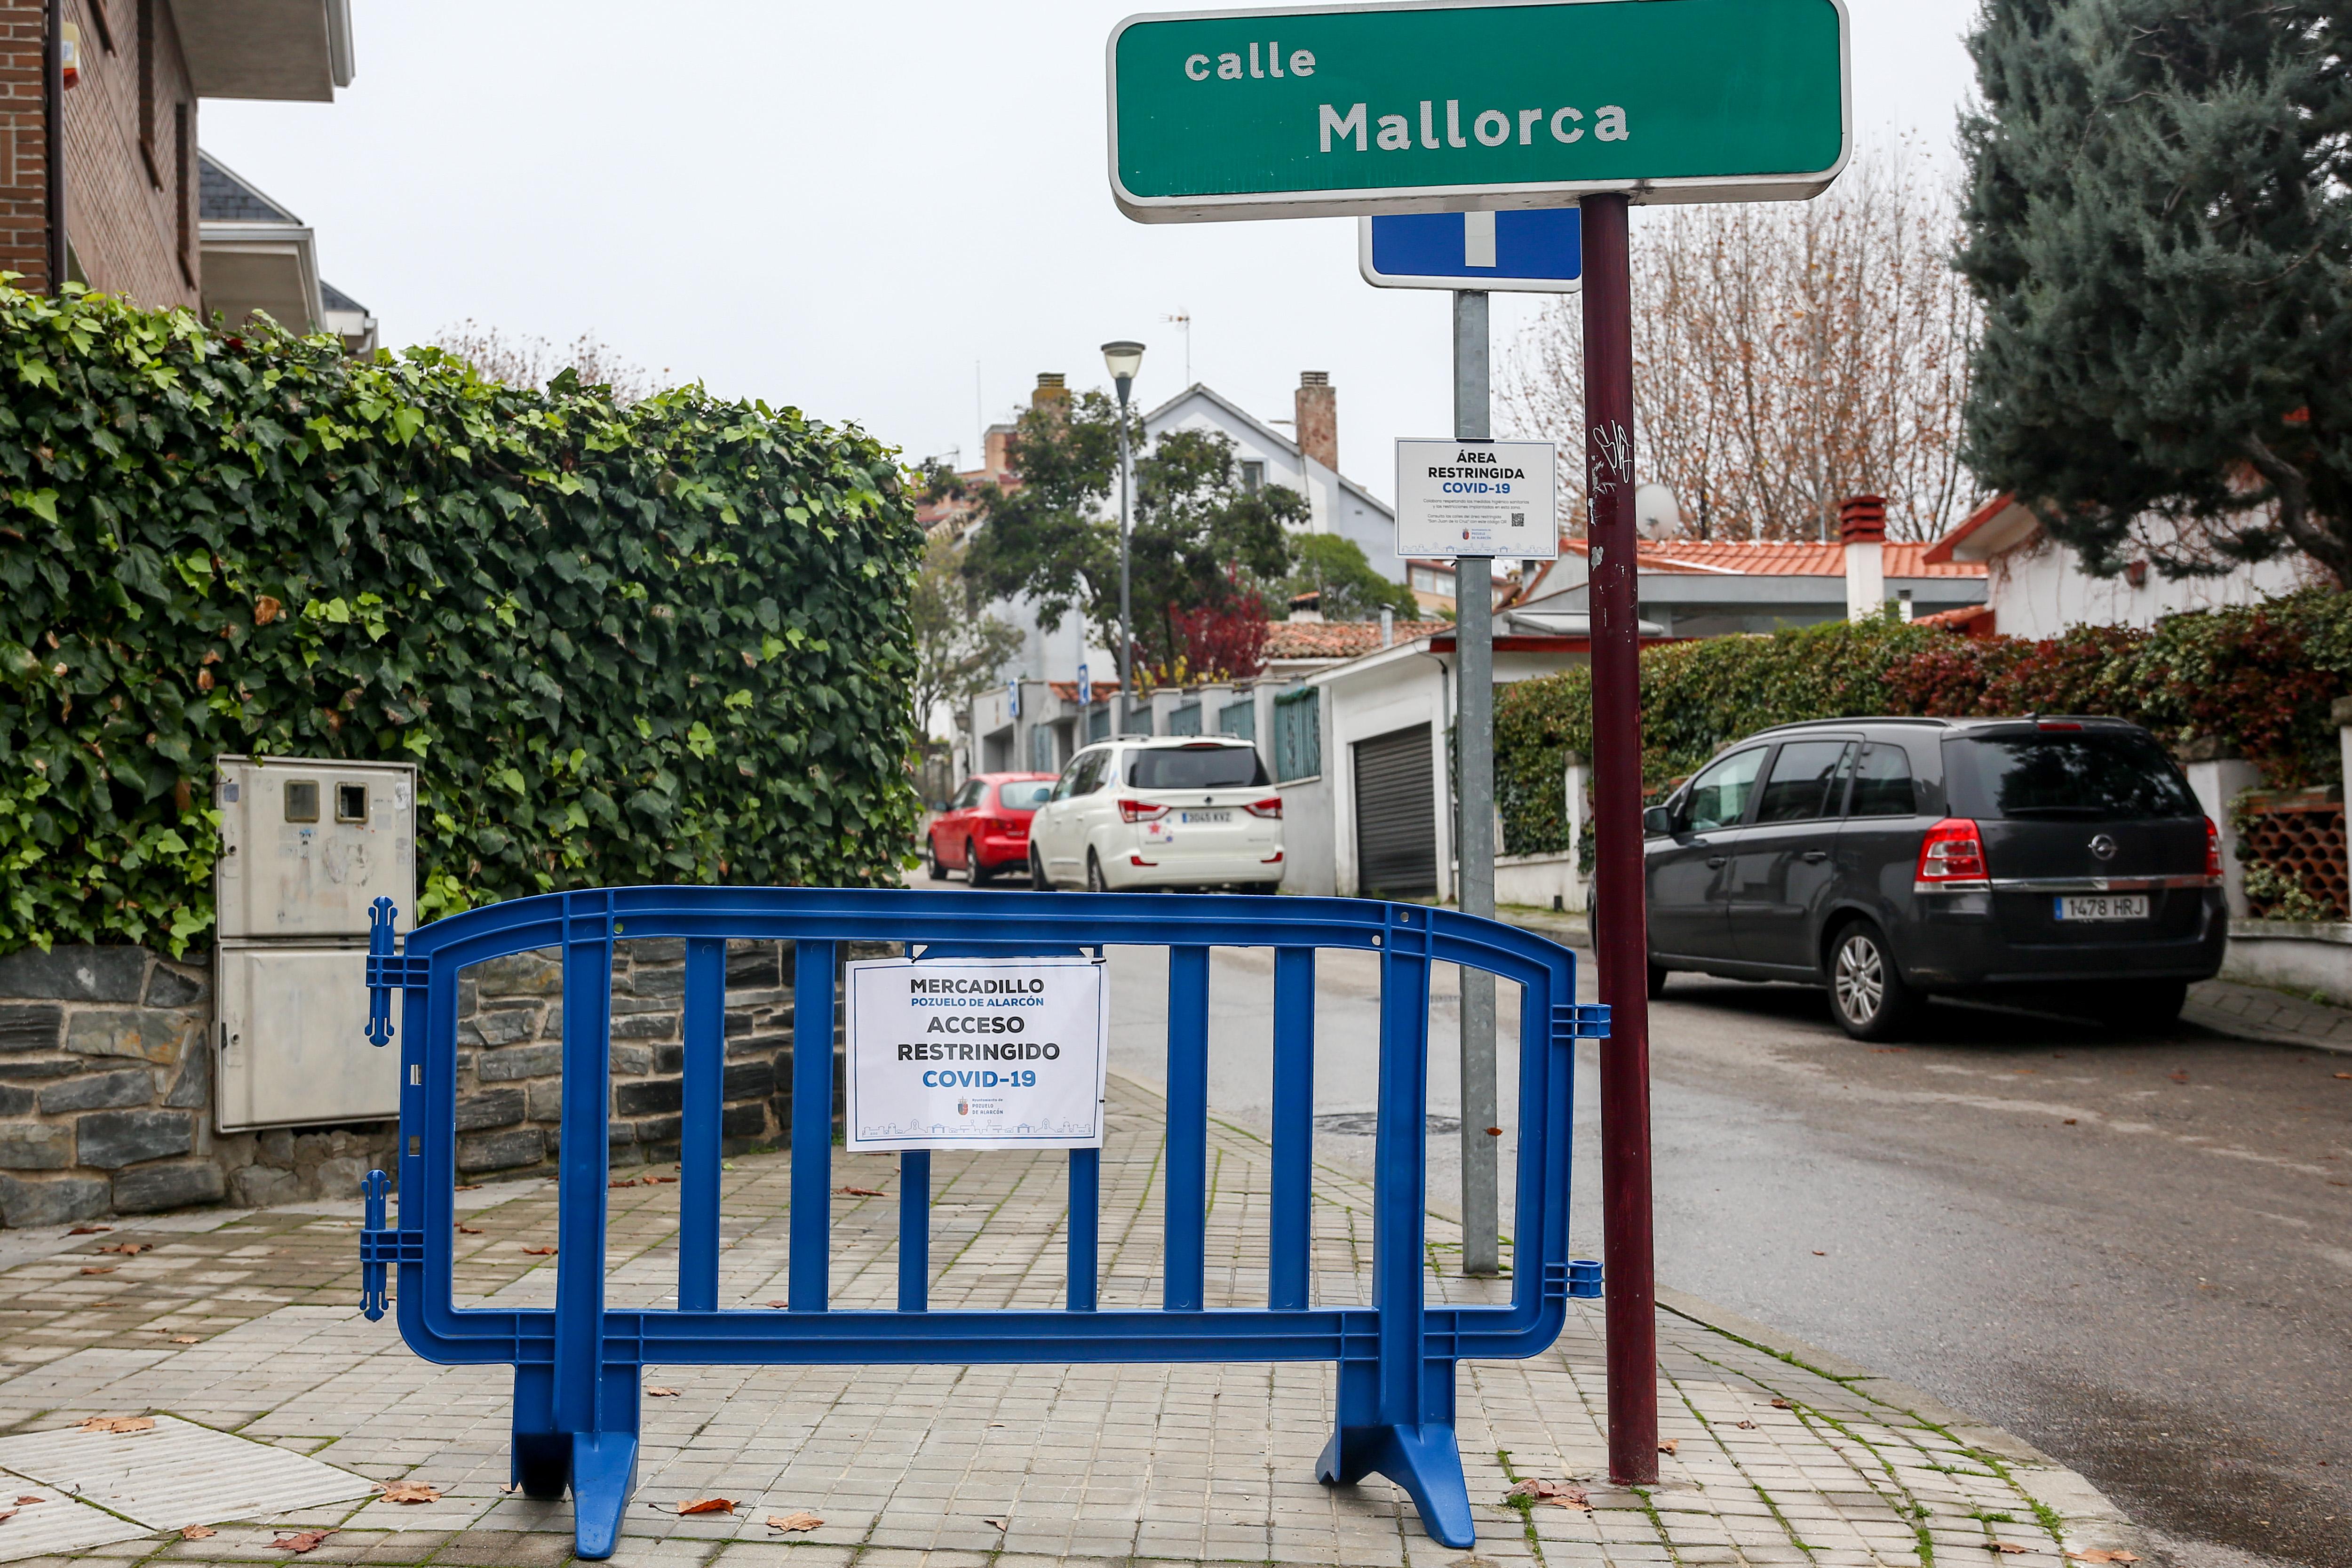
[{"xmin": 1359, "ymin": 208, "xmax": 1581, "ymax": 292}]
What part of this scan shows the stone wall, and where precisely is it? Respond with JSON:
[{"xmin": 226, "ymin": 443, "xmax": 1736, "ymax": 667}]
[
  {"xmin": 0, "ymin": 937, "xmax": 829, "ymax": 1227},
  {"xmin": 446, "ymin": 938, "xmax": 812, "ymax": 1180}
]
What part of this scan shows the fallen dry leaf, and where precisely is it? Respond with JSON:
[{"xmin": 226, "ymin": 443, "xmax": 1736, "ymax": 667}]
[
  {"xmin": 0, "ymin": 1509, "xmax": 18, "ymax": 1525},
  {"xmin": 1657, "ymin": 1439, "xmax": 1679, "ymax": 1456},
  {"xmin": 1504, "ymin": 1479, "xmax": 1590, "ymax": 1511},
  {"xmin": 79, "ymin": 1266, "xmax": 114, "ymax": 1276},
  {"xmin": 66, "ymin": 1226, "xmax": 110, "ymax": 1235},
  {"xmin": 767, "ymin": 1512, "xmax": 824, "ymax": 1533},
  {"xmin": 1989, "ymin": 1546, "xmax": 2026, "ymax": 1556},
  {"xmin": 378, "ymin": 1481, "xmax": 440, "ymax": 1504},
  {"xmin": 982, "ymin": 1516, "xmax": 1009, "ymax": 1531},
  {"xmin": 181, "ymin": 1525, "xmax": 215, "ymax": 1540},
  {"xmin": 454, "ymin": 1184, "xmax": 481, "ymax": 1191},
  {"xmin": 78, "ymin": 1416, "xmax": 154, "ymax": 1434},
  {"xmin": 767, "ymin": 1300, "xmax": 790, "ymax": 1309},
  {"xmin": 677, "ymin": 1497, "xmax": 736, "ymax": 1516},
  {"xmin": 456, "ymin": 1225, "xmax": 482, "ymax": 1235},
  {"xmin": 2067, "ymin": 1553, "xmax": 2138, "ymax": 1565},
  {"xmin": 647, "ymin": 1175, "xmax": 678, "ymax": 1184},
  {"xmin": 2336, "ymin": 1072, "xmax": 2352, "ymax": 1081},
  {"xmin": 270, "ymin": 1530, "xmax": 337, "ymax": 1553},
  {"xmin": 95, "ymin": 1242, "xmax": 148, "ymax": 1255},
  {"xmin": 610, "ymin": 1179, "xmax": 640, "ymax": 1189},
  {"xmin": 1735, "ymin": 1420, "xmax": 1756, "ymax": 1430},
  {"xmin": 1872, "ymin": 1046, "xmax": 1907, "ymax": 1053},
  {"xmin": 521, "ymin": 1246, "xmax": 556, "ymax": 1256},
  {"xmin": 2168, "ymin": 1069, "xmax": 2190, "ymax": 1083},
  {"xmin": 14, "ymin": 1498, "xmax": 38, "ymax": 1506},
  {"xmin": 1812, "ymin": 1250, "xmax": 1827, "ymax": 1257},
  {"xmin": 1769, "ymin": 1398, "xmax": 1793, "ymax": 1409},
  {"xmin": 647, "ymin": 1386, "xmax": 679, "ymax": 1397},
  {"xmin": 170, "ymin": 1336, "xmax": 198, "ymax": 1345},
  {"xmin": 834, "ymin": 1186, "xmax": 886, "ymax": 1197},
  {"xmin": 2064, "ymin": 1118, "xmax": 2079, "ymax": 1125}
]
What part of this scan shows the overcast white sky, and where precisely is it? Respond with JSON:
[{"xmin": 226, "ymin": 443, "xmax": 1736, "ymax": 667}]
[{"xmin": 201, "ymin": 0, "xmax": 1984, "ymax": 502}]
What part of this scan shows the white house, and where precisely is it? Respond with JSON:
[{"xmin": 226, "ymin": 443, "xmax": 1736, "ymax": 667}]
[
  {"xmin": 1922, "ymin": 493, "xmax": 2321, "ymax": 640},
  {"xmin": 1273, "ymin": 627, "xmax": 1610, "ymax": 908},
  {"xmin": 948, "ymin": 370, "xmax": 1410, "ymax": 780}
]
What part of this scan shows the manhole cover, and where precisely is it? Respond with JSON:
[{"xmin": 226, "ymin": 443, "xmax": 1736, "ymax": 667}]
[
  {"xmin": 0, "ymin": 1416, "xmax": 373, "ymax": 1530},
  {"xmin": 1314, "ymin": 1112, "xmax": 1462, "ymax": 1137}
]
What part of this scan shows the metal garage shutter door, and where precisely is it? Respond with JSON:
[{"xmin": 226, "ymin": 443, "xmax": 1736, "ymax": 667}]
[{"xmin": 1354, "ymin": 724, "xmax": 1437, "ymax": 899}]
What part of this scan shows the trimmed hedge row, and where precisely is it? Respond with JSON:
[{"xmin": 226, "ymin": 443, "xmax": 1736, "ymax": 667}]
[
  {"xmin": 0, "ymin": 283, "xmax": 924, "ymax": 957},
  {"xmin": 1495, "ymin": 592, "xmax": 2352, "ymax": 856}
]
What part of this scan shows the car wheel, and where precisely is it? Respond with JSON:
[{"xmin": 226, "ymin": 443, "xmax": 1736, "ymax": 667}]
[
  {"xmin": 2090, "ymin": 979, "xmax": 2188, "ymax": 1034},
  {"xmin": 965, "ymin": 838, "xmax": 988, "ymax": 886},
  {"xmin": 1087, "ymin": 851, "xmax": 1109, "ymax": 892},
  {"xmin": 1828, "ymin": 921, "xmax": 1920, "ymax": 1042},
  {"xmin": 1647, "ymin": 963, "xmax": 1669, "ymax": 1000},
  {"xmin": 925, "ymin": 836, "xmax": 946, "ymax": 882},
  {"xmin": 1029, "ymin": 848, "xmax": 1051, "ymax": 890}
]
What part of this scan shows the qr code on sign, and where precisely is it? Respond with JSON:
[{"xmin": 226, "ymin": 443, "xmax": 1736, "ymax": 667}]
[{"xmin": 1510, "ymin": 512, "xmax": 1525, "ymax": 526}]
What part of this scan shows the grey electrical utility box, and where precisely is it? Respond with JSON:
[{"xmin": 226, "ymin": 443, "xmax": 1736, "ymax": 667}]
[
  {"xmin": 214, "ymin": 756, "xmax": 416, "ymax": 1133},
  {"xmin": 216, "ymin": 757, "xmax": 416, "ymax": 939}
]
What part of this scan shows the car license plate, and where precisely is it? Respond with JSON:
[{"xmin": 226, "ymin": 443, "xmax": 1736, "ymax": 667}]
[
  {"xmin": 1179, "ymin": 810, "xmax": 1231, "ymax": 826},
  {"xmin": 2055, "ymin": 894, "xmax": 2148, "ymax": 922}
]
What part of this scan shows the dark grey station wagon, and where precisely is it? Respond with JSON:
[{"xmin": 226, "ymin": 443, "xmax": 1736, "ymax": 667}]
[{"xmin": 1642, "ymin": 716, "xmax": 2226, "ymax": 1039}]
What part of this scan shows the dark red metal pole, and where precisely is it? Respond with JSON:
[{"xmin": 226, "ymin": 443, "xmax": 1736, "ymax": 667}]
[{"xmin": 1580, "ymin": 192, "xmax": 1658, "ymax": 1486}]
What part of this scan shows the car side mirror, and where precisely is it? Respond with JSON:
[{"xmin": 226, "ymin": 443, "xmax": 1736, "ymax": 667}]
[{"xmin": 1642, "ymin": 805, "xmax": 1674, "ymax": 838}]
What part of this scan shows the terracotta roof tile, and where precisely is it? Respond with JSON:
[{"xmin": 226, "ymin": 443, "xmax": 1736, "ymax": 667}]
[
  {"xmin": 1558, "ymin": 539, "xmax": 1985, "ymax": 579},
  {"xmin": 1262, "ymin": 620, "xmax": 1452, "ymax": 659}
]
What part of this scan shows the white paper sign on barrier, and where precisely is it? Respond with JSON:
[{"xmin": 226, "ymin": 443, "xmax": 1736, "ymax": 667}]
[
  {"xmin": 1394, "ymin": 438, "xmax": 1560, "ymax": 560},
  {"xmin": 844, "ymin": 955, "xmax": 1108, "ymax": 1151}
]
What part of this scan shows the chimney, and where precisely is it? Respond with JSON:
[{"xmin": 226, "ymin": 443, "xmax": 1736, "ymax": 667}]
[
  {"xmin": 1031, "ymin": 372, "xmax": 1070, "ymax": 418},
  {"xmin": 1295, "ymin": 371, "xmax": 1337, "ymax": 470},
  {"xmin": 1840, "ymin": 494, "xmax": 1887, "ymax": 622},
  {"xmin": 981, "ymin": 422, "xmax": 1017, "ymax": 480}
]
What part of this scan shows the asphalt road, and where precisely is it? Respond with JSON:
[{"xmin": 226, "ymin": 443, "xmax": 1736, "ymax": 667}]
[{"xmin": 913, "ymin": 867, "xmax": 2351, "ymax": 1566}]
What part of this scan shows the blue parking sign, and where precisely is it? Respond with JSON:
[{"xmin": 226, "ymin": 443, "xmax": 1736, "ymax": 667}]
[{"xmin": 1359, "ymin": 208, "xmax": 1582, "ymax": 292}]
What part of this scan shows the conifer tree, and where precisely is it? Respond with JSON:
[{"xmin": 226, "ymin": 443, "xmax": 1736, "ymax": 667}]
[{"xmin": 1955, "ymin": 0, "xmax": 2352, "ymax": 581}]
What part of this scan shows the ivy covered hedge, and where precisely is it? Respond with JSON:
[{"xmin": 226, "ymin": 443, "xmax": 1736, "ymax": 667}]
[
  {"xmin": 0, "ymin": 282, "xmax": 923, "ymax": 957},
  {"xmin": 1496, "ymin": 592, "xmax": 2352, "ymax": 856}
]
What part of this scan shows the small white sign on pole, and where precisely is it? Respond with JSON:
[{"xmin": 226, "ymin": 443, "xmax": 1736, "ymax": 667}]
[
  {"xmin": 844, "ymin": 956, "xmax": 1108, "ymax": 1151},
  {"xmin": 1394, "ymin": 438, "xmax": 1560, "ymax": 561}
]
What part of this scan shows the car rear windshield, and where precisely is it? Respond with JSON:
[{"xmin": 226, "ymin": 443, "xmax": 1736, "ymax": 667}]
[
  {"xmin": 1945, "ymin": 731, "xmax": 2199, "ymax": 820},
  {"xmin": 996, "ymin": 782, "xmax": 1052, "ymax": 811},
  {"xmin": 1128, "ymin": 744, "xmax": 1269, "ymax": 790}
]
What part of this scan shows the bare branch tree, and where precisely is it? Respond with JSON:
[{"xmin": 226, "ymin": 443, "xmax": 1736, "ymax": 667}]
[
  {"xmin": 1503, "ymin": 143, "xmax": 1984, "ymax": 543},
  {"xmin": 430, "ymin": 320, "xmax": 668, "ymax": 406}
]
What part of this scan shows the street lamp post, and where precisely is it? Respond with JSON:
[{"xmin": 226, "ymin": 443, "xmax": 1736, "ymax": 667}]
[{"xmin": 1102, "ymin": 341, "xmax": 1145, "ymax": 737}]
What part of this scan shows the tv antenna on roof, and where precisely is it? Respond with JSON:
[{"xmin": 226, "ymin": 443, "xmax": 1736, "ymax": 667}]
[{"xmin": 1163, "ymin": 310, "xmax": 1191, "ymax": 385}]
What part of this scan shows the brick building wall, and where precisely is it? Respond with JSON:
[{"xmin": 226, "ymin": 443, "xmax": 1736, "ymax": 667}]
[
  {"xmin": 0, "ymin": 0, "xmax": 49, "ymax": 290},
  {"xmin": 0, "ymin": 0, "xmax": 199, "ymax": 308}
]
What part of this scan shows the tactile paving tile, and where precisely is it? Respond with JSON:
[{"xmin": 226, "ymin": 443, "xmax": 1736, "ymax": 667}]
[
  {"xmin": 0, "ymin": 1415, "xmax": 373, "ymax": 1529},
  {"xmin": 0, "ymin": 1483, "xmax": 150, "ymax": 1563}
]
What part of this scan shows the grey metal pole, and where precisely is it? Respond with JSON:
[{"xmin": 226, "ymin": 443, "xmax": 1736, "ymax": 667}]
[
  {"xmin": 1454, "ymin": 289, "xmax": 1499, "ymax": 1277},
  {"xmin": 1115, "ymin": 380, "xmax": 1135, "ymax": 737}
]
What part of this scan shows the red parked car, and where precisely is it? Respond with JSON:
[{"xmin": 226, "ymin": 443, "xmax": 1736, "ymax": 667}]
[{"xmin": 927, "ymin": 772, "xmax": 1055, "ymax": 884}]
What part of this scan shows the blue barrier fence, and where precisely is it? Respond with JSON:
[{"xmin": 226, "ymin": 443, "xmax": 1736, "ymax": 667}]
[{"xmin": 358, "ymin": 887, "xmax": 1605, "ymax": 1557}]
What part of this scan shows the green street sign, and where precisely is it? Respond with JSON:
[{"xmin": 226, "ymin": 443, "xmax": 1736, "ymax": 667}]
[{"xmin": 1108, "ymin": 0, "xmax": 1849, "ymax": 222}]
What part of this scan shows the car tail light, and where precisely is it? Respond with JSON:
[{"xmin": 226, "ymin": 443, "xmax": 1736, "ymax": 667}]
[
  {"xmin": 1243, "ymin": 797, "xmax": 1282, "ymax": 819},
  {"xmin": 1129, "ymin": 853, "xmax": 1158, "ymax": 867},
  {"xmin": 1119, "ymin": 799, "xmax": 1168, "ymax": 823},
  {"xmin": 2204, "ymin": 816, "xmax": 2223, "ymax": 881},
  {"xmin": 1915, "ymin": 817, "xmax": 1988, "ymax": 888},
  {"xmin": 2035, "ymin": 719, "xmax": 2083, "ymax": 732},
  {"xmin": 1261, "ymin": 850, "xmax": 1284, "ymax": 864}
]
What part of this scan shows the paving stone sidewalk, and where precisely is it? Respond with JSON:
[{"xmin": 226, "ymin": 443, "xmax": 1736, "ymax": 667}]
[{"xmin": 0, "ymin": 1078, "xmax": 2144, "ymax": 1568}]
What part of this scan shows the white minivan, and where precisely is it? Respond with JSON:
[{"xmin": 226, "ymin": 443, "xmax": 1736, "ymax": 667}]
[{"xmin": 1027, "ymin": 737, "xmax": 1285, "ymax": 892}]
